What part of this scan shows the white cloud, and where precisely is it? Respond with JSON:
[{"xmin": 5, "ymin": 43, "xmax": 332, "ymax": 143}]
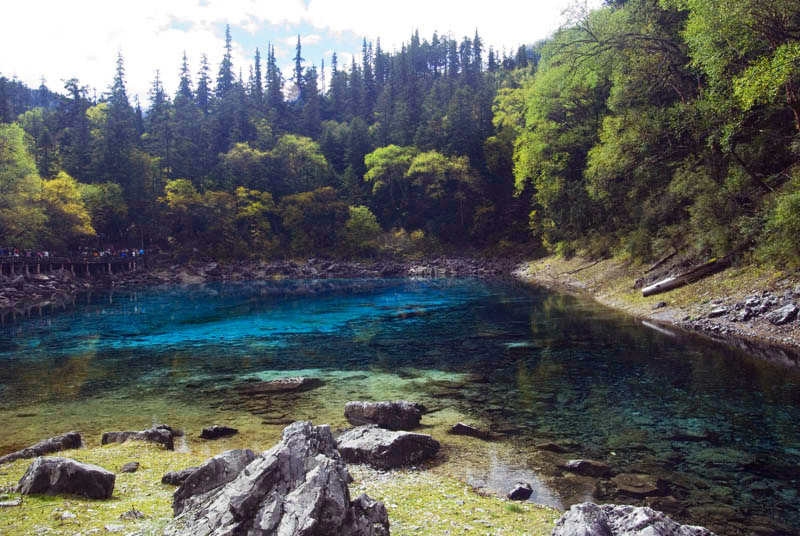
[
  {"xmin": 1, "ymin": 0, "xmax": 595, "ymax": 103},
  {"xmin": 281, "ymin": 34, "xmax": 323, "ymax": 47}
]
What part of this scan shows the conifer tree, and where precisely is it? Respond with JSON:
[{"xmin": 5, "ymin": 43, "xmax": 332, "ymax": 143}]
[
  {"xmin": 253, "ymin": 48, "xmax": 263, "ymax": 104},
  {"xmin": 293, "ymin": 35, "xmax": 305, "ymax": 99},
  {"xmin": 216, "ymin": 24, "xmax": 235, "ymax": 97},
  {"xmin": 196, "ymin": 54, "xmax": 211, "ymax": 114},
  {"xmin": 177, "ymin": 52, "xmax": 193, "ymax": 100}
]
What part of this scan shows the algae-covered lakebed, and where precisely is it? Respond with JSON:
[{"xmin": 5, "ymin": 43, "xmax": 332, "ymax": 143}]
[{"xmin": 1, "ymin": 278, "xmax": 800, "ymax": 535}]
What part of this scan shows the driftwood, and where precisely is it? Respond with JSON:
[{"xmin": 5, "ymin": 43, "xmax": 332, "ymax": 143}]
[
  {"xmin": 642, "ymin": 258, "xmax": 730, "ymax": 297},
  {"xmin": 644, "ymin": 249, "xmax": 677, "ymax": 274},
  {"xmin": 562, "ymin": 259, "xmax": 604, "ymax": 275}
]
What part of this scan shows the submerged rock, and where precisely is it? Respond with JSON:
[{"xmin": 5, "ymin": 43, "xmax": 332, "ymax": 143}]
[
  {"xmin": 345, "ymin": 400, "xmax": 424, "ymax": 430},
  {"xmin": 337, "ymin": 424, "xmax": 440, "ymax": 469},
  {"xmin": 0, "ymin": 432, "xmax": 82, "ymax": 465},
  {"xmin": 199, "ymin": 425, "xmax": 238, "ymax": 440},
  {"xmin": 237, "ymin": 376, "xmax": 323, "ymax": 395},
  {"xmin": 551, "ymin": 502, "xmax": 715, "ymax": 535},
  {"xmin": 101, "ymin": 424, "xmax": 176, "ymax": 450},
  {"xmin": 560, "ymin": 459, "xmax": 612, "ymax": 477},
  {"xmin": 612, "ymin": 473, "xmax": 664, "ymax": 498},
  {"xmin": 448, "ymin": 422, "xmax": 492, "ymax": 440},
  {"xmin": 16, "ymin": 457, "xmax": 115, "ymax": 500},
  {"xmin": 535, "ymin": 442, "xmax": 570, "ymax": 454},
  {"xmin": 165, "ymin": 421, "xmax": 389, "ymax": 536}
]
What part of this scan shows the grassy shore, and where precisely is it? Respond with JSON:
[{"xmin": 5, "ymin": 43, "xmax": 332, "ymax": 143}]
[{"xmin": 0, "ymin": 441, "xmax": 560, "ymax": 536}]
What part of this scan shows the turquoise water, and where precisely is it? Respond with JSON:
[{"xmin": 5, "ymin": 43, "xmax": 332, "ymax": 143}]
[{"xmin": 1, "ymin": 278, "xmax": 799, "ymax": 535}]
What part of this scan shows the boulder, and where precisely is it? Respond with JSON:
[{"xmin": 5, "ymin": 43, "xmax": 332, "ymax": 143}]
[
  {"xmin": 766, "ymin": 304, "xmax": 798, "ymax": 326},
  {"xmin": 337, "ymin": 424, "xmax": 440, "ymax": 469},
  {"xmin": 344, "ymin": 400, "xmax": 424, "ymax": 430},
  {"xmin": 165, "ymin": 421, "xmax": 389, "ymax": 536},
  {"xmin": 16, "ymin": 457, "xmax": 115, "ymax": 500},
  {"xmin": 101, "ymin": 424, "xmax": 176, "ymax": 450},
  {"xmin": 120, "ymin": 462, "xmax": 140, "ymax": 473},
  {"xmin": 551, "ymin": 502, "xmax": 715, "ymax": 536},
  {"xmin": 162, "ymin": 466, "xmax": 201, "ymax": 486},
  {"xmin": 0, "ymin": 432, "xmax": 82, "ymax": 465},
  {"xmin": 173, "ymin": 449, "xmax": 257, "ymax": 515},
  {"xmin": 561, "ymin": 459, "xmax": 612, "ymax": 477},
  {"xmin": 508, "ymin": 482, "xmax": 533, "ymax": 501},
  {"xmin": 199, "ymin": 425, "xmax": 238, "ymax": 440}
]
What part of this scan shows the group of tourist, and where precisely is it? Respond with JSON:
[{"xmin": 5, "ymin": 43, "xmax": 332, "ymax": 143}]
[
  {"xmin": 0, "ymin": 248, "xmax": 54, "ymax": 258},
  {"xmin": 0, "ymin": 247, "xmax": 146, "ymax": 259},
  {"xmin": 77, "ymin": 247, "xmax": 145, "ymax": 258}
]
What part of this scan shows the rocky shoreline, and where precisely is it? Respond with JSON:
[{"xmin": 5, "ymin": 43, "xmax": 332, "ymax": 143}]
[
  {"xmin": 1, "ymin": 399, "xmax": 717, "ymax": 536},
  {"xmin": 513, "ymin": 256, "xmax": 800, "ymax": 362},
  {"xmin": 0, "ymin": 255, "xmax": 518, "ymax": 315}
]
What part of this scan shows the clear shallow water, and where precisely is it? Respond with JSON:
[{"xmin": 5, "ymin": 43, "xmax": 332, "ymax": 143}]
[{"xmin": 1, "ymin": 278, "xmax": 800, "ymax": 534}]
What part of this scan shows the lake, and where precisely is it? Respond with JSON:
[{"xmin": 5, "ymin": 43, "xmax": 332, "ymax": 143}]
[{"xmin": 1, "ymin": 278, "xmax": 799, "ymax": 535}]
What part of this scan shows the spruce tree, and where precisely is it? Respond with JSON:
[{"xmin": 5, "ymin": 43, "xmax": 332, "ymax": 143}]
[
  {"xmin": 196, "ymin": 54, "xmax": 212, "ymax": 114},
  {"xmin": 177, "ymin": 51, "xmax": 193, "ymax": 100},
  {"xmin": 216, "ymin": 24, "xmax": 235, "ymax": 97},
  {"xmin": 253, "ymin": 48, "xmax": 263, "ymax": 104},
  {"xmin": 293, "ymin": 35, "xmax": 305, "ymax": 99}
]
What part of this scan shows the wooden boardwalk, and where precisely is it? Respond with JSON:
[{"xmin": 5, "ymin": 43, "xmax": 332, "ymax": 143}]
[{"xmin": 0, "ymin": 256, "xmax": 144, "ymax": 276}]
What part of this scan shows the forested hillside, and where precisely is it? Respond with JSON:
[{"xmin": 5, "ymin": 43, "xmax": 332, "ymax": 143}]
[{"xmin": 2, "ymin": 0, "xmax": 799, "ymax": 266}]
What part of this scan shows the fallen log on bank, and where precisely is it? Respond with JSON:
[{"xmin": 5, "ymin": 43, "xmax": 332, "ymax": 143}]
[{"xmin": 642, "ymin": 257, "xmax": 730, "ymax": 297}]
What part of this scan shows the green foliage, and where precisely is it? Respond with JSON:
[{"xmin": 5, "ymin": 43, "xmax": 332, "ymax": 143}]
[
  {"xmin": 277, "ymin": 187, "xmax": 348, "ymax": 256},
  {"xmin": 4, "ymin": 14, "xmax": 800, "ymax": 265},
  {"xmin": 0, "ymin": 122, "xmax": 45, "ymax": 247},
  {"xmin": 41, "ymin": 172, "xmax": 96, "ymax": 248},
  {"xmin": 342, "ymin": 205, "xmax": 382, "ymax": 257},
  {"xmin": 734, "ymin": 42, "xmax": 800, "ymax": 111},
  {"xmin": 80, "ymin": 182, "xmax": 128, "ymax": 241},
  {"xmin": 759, "ymin": 179, "xmax": 800, "ymax": 266},
  {"xmin": 269, "ymin": 134, "xmax": 332, "ymax": 197}
]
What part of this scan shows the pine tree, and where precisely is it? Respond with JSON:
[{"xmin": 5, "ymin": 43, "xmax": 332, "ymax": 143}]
[
  {"xmin": 515, "ymin": 45, "xmax": 528, "ymax": 69},
  {"xmin": 196, "ymin": 54, "xmax": 212, "ymax": 114},
  {"xmin": 216, "ymin": 24, "xmax": 235, "ymax": 97},
  {"xmin": 265, "ymin": 44, "xmax": 285, "ymax": 125},
  {"xmin": 375, "ymin": 38, "xmax": 387, "ymax": 87},
  {"xmin": 58, "ymin": 78, "xmax": 92, "ymax": 180},
  {"xmin": 177, "ymin": 51, "xmax": 193, "ymax": 100},
  {"xmin": 472, "ymin": 30, "xmax": 483, "ymax": 74},
  {"xmin": 301, "ymin": 67, "xmax": 321, "ymax": 138},
  {"xmin": 253, "ymin": 48, "xmax": 263, "ymax": 104},
  {"xmin": 362, "ymin": 39, "xmax": 376, "ymax": 117},
  {"xmin": 293, "ymin": 35, "xmax": 305, "ymax": 98},
  {"xmin": 348, "ymin": 58, "xmax": 363, "ymax": 120},
  {"xmin": 146, "ymin": 70, "xmax": 172, "ymax": 172},
  {"xmin": 329, "ymin": 52, "xmax": 348, "ymax": 121},
  {"xmin": 487, "ymin": 47, "xmax": 498, "ymax": 73}
]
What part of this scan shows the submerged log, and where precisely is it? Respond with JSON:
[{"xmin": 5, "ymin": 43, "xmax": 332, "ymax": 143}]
[{"xmin": 642, "ymin": 258, "xmax": 729, "ymax": 297}]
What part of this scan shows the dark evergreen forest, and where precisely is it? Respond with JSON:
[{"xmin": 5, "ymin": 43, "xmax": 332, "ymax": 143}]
[{"xmin": 2, "ymin": 0, "xmax": 799, "ymax": 266}]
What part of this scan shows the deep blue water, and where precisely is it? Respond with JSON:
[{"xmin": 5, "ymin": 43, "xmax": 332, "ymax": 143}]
[{"xmin": 1, "ymin": 278, "xmax": 799, "ymax": 535}]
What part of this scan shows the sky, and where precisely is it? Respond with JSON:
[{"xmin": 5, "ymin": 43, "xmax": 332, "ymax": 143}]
[{"xmin": 0, "ymin": 0, "xmax": 596, "ymax": 104}]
